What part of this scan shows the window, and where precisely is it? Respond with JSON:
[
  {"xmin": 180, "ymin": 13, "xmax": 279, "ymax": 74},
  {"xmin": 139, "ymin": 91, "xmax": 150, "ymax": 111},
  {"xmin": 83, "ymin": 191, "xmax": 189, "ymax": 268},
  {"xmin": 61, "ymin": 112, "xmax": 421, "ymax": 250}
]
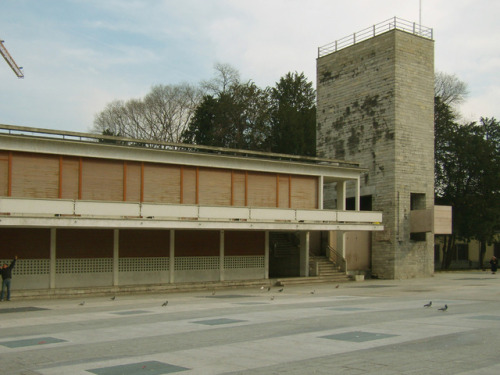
[{"xmin": 410, "ymin": 193, "xmax": 426, "ymax": 210}]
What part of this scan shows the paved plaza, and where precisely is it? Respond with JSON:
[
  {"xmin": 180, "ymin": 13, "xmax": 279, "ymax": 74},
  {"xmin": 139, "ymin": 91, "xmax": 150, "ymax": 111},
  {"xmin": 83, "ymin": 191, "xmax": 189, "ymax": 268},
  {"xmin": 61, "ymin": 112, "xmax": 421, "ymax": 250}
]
[{"xmin": 1, "ymin": 272, "xmax": 500, "ymax": 375}]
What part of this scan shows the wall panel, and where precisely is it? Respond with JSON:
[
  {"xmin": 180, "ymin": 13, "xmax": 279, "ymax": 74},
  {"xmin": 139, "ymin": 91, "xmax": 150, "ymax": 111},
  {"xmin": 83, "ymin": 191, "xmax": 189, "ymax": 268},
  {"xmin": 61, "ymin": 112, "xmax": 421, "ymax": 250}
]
[
  {"xmin": 12, "ymin": 153, "xmax": 59, "ymax": 198},
  {"xmin": 175, "ymin": 230, "xmax": 219, "ymax": 256},
  {"xmin": 278, "ymin": 175, "xmax": 290, "ymax": 208},
  {"xmin": 199, "ymin": 168, "xmax": 231, "ymax": 206},
  {"xmin": 0, "ymin": 228, "xmax": 50, "ymax": 258},
  {"xmin": 0, "ymin": 151, "xmax": 8, "ymax": 196},
  {"xmin": 247, "ymin": 172, "xmax": 276, "ymax": 208},
  {"xmin": 290, "ymin": 176, "xmax": 318, "ymax": 209},
  {"xmin": 225, "ymin": 231, "xmax": 265, "ymax": 255},
  {"xmin": 57, "ymin": 229, "xmax": 113, "ymax": 258},
  {"xmin": 125, "ymin": 162, "xmax": 141, "ymax": 202},
  {"xmin": 61, "ymin": 157, "xmax": 79, "ymax": 199},
  {"xmin": 232, "ymin": 171, "xmax": 246, "ymax": 206},
  {"xmin": 143, "ymin": 163, "xmax": 180, "ymax": 203},
  {"xmin": 81, "ymin": 159, "xmax": 123, "ymax": 201},
  {"xmin": 119, "ymin": 229, "xmax": 170, "ymax": 257}
]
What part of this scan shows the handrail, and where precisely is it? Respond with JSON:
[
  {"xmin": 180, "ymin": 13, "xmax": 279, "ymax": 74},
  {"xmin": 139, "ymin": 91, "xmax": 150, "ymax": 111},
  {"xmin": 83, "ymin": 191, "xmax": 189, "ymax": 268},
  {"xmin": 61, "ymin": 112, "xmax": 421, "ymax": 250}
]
[
  {"xmin": 0, "ymin": 123, "xmax": 360, "ymax": 169},
  {"xmin": 326, "ymin": 244, "xmax": 346, "ymax": 273},
  {"xmin": 318, "ymin": 17, "xmax": 433, "ymax": 57}
]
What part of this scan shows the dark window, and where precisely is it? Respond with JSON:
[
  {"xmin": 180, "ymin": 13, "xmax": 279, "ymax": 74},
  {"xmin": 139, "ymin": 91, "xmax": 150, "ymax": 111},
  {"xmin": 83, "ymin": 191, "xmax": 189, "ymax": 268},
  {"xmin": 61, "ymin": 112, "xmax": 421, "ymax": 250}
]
[
  {"xmin": 410, "ymin": 193, "xmax": 426, "ymax": 210},
  {"xmin": 345, "ymin": 195, "xmax": 372, "ymax": 211}
]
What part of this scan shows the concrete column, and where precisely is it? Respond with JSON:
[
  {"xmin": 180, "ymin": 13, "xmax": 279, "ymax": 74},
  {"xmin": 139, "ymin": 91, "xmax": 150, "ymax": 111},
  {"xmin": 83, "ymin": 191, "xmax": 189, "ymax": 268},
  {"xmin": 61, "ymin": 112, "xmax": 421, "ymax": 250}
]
[
  {"xmin": 337, "ymin": 181, "xmax": 346, "ymax": 211},
  {"xmin": 169, "ymin": 230, "xmax": 175, "ymax": 283},
  {"xmin": 299, "ymin": 231, "xmax": 310, "ymax": 277},
  {"xmin": 219, "ymin": 230, "xmax": 225, "ymax": 281},
  {"xmin": 355, "ymin": 176, "xmax": 361, "ymax": 211},
  {"xmin": 264, "ymin": 231, "xmax": 269, "ymax": 279},
  {"xmin": 113, "ymin": 229, "xmax": 119, "ymax": 286},
  {"xmin": 337, "ymin": 231, "xmax": 347, "ymax": 273},
  {"xmin": 49, "ymin": 228, "xmax": 56, "ymax": 289},
  {"xmin": 318, "ymin": 176, "xmax": 324, "ymax": 209}
]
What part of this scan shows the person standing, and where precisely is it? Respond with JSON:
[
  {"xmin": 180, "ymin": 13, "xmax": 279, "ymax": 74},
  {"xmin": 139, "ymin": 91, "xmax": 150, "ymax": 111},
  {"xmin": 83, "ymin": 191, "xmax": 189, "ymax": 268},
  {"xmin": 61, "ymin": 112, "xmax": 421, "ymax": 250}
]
[
  {"xmin": 490, "ymin": 256, "xmax": 498, "ymax": 275},
  {"xmin": 0, "ymin": 256, "xmax": 18, "ymax": 301}
]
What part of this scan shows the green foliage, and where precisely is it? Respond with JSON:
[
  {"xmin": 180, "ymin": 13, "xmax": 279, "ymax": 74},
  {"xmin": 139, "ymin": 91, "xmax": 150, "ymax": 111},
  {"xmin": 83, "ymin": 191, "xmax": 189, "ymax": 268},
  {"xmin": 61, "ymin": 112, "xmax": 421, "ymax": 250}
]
[
  {"xmin": 182, "ymin": 70, "xmax": 317, "ymax": 156},
  {"xmin": 270, "ymin": 72, "xmax": 316, "ymax": 156},
  {"xmin": 435, "ymin": 98, "xmax": 500, "ymax": 268}
]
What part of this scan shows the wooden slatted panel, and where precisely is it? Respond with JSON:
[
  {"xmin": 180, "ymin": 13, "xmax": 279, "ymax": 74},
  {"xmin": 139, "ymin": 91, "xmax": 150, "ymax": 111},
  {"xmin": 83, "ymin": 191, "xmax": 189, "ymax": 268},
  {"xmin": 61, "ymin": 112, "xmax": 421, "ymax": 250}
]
[
  {"xmin": 278, "ymin": 175, "xmax": 290, "ymax": 208},
  {"xmin": 182, "ymin": 167, "xmax": 196, "ymax": 204},
  {"xmin": 61, "ymin": 157, "xmax": 79, "ymax": 200},
  {"xmin": 175, "ymin": 230, "xmax": 219, "ymax": 256},
  {"xmin": 290, "ymin": 175, "xmax": 318, "ymax": 209},
  {"xmin": 11, "ymin": 152, "xmax": 59, "ymax": 198},
  {"xmin": 247, "ymin": 171, "xmax": 276, "ymax": 208},
  {"xmin": 0, "ymin": 151, "xmax": 8, "ymax": 196},
  {"xmin": 199, "ymin": 167, "xmax": 231, "ymax": 206},
  {"xmin": 81, "ymin": 159, "xmax": 123, "ymax": 201},
  {"xmin": 125, "ymin": 162, "xmax": 141, "ymax": 202},
  {"xmin": 143, "ymin": 163, "xmax": 180, "ymax": 203},
  {"xmin": 232, "ymin": 171, "xmax": 246, "ymax": 206},
  {"xmin": 225, "ymin": 231, "xmax": 265, "ymax": 255}
]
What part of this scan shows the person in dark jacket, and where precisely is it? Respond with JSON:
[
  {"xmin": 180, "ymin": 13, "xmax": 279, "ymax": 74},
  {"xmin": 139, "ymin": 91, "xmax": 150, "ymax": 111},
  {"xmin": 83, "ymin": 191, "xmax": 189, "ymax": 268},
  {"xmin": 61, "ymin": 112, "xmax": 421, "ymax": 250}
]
[
  {"xmin": 0, "ymin": 256, "xmax": 17, "ymax": 301},
  {"xmin": 490, "ymin": 256, "xmax": 498, "ymax": 275}
]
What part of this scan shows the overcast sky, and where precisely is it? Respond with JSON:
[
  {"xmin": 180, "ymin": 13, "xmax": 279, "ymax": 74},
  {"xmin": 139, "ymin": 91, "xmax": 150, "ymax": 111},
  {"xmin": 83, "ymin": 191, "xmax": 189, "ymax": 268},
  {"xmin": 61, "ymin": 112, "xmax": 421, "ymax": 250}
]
[{"xmin": 1, "ymin": 0, "xmax": 499, "ymax": 133}]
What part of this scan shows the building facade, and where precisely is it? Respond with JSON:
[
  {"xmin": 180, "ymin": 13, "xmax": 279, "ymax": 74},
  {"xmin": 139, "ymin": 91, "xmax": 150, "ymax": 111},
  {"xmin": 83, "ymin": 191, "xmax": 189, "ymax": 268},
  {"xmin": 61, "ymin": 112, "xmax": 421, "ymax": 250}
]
[{"xmin": 0, "ymin": 125, "xmax": 382, "ymax": 291}]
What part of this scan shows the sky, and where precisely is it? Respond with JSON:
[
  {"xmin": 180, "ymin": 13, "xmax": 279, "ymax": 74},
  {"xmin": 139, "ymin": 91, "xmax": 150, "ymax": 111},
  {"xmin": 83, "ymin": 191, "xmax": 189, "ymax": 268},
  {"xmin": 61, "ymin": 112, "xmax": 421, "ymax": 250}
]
[{"xmin": 1, "ymin": 0, "xmax": 499, "ymax": 133}]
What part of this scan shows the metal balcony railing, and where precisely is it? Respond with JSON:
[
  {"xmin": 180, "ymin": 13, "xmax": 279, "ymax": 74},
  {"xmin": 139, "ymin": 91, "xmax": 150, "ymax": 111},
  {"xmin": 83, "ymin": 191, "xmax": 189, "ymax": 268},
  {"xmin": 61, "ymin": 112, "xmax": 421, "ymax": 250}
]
[{"xmin": 318, "ymin": 17, "xmax": 433, "ymax": 58}]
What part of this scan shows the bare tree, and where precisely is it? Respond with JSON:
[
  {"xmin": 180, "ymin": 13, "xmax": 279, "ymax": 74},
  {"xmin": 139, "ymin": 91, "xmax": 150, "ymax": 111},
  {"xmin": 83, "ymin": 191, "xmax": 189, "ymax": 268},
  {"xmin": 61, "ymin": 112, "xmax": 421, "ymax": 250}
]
[
  {"xmin": 201, "ymin": 62, "xmax": 240, "ymax": 96},
  {"xmin": 92, "ymin": 83, "xmax": 202, "ymax": 143},
  {"xmin": 435, "ymin": 71, "xmax": 469, "ymax": 107}
]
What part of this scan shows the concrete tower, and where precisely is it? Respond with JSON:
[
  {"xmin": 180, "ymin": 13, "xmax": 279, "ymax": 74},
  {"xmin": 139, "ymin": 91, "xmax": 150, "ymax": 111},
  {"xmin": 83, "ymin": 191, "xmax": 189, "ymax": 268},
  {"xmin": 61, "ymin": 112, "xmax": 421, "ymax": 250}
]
[{"xmin": 316, "ymin": 19, "xmax": 435, "ymax": 279}]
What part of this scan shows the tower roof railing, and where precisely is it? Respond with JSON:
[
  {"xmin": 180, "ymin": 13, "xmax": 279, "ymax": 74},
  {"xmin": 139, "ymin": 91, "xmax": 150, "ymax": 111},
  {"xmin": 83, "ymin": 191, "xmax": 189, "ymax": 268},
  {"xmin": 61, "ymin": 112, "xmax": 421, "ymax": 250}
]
[{"xmin": 318, "ymin": 17, "xmax": 433, "ymax": 58}]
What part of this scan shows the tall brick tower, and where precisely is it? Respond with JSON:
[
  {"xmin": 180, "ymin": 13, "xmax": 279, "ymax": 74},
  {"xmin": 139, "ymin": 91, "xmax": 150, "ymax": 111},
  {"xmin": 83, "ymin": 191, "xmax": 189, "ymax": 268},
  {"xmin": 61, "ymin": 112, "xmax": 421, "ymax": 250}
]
[{"xmin": 316, "ymin": 19, "xmax": 435, "ymax": 279}]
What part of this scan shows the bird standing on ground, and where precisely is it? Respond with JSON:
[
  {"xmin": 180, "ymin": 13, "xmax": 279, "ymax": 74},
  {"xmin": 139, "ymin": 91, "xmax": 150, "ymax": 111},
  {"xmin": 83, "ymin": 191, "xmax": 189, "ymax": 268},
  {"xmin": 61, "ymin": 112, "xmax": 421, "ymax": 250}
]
[
  {"xmin": 335, "ymin": 284, "xmax": 339, "ymax": 289},
  {"xmin": 438, "ymin": 304, "xmax": 448, "ymax": 311},
  {"xmin": 267, "ymin": 286, "xmax": 271, "ymax": 292},
  {"xmin": 270, "ymin": 296, "xmax": 275, "ymax": 300},
  {"xmin": 278, "ymin": 288, "xmax": 284, "ymax": 292},
  {"xmin": 162, "ymin": 300, "xmax": 168, "ymax": 306},
  {"xmin": 424, "ymin": 301, "xmax": 432, "ymax": 308},
  {"xmin": 310, "ymin": 290, "xmax": 315, "ymax": 294},
  {"xmin": 110, "ymin": 296, "xmax": 116, "ymax": 301},
  {"xmin": 79, "ymin": 301, "xmax": 85, "ymax": 306}
]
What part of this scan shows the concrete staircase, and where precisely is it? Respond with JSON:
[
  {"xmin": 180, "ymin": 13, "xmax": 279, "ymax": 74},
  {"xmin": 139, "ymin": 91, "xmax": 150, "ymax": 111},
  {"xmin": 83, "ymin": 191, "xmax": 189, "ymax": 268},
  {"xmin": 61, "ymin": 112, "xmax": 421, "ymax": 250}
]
[{"xmin": 275, "ymin": 256, "xmax": 350, "ymax": 286}]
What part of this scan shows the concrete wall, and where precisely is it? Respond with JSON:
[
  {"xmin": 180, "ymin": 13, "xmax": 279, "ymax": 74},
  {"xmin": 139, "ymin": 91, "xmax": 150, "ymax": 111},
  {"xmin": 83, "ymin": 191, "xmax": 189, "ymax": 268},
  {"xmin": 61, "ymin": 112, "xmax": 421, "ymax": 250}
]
[{"xmin": 317, "ymin": 30, "xmax": 435, "ymax": 279}]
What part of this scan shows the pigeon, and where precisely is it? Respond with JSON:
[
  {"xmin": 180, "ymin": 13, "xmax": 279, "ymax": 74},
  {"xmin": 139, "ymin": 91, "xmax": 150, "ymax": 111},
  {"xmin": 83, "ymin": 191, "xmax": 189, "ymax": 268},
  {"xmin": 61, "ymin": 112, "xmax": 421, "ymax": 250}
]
[
  {"xmin": 79, "ymin": 301, "xmax": 85, "ymax": 306},
  {"xmin": 270, "ymin": 296, "xmax": 275, "ymax": 300},
  {"xmin": 310, "ymin": 290, "xmax": 315, "ymax": 294},
  {"xmin": 438, "ymin": 304, "xmax": 448, "ymax": 311},
  {"xmin": 110, "ymin": 296, "xmax": 116, "ymax": 301},
  {"xmin": 267, "ymin": 287, "xmax": 271, "ymax": 292},
  {"xmin": 260, "ymin": 286, "xmax": 264, "ymax": 290},
  {"xmin": 335, "ymin": 284, "xmax": 340, "ymax": 289},
  {"xmin": 423, "ymin": 301, "xmax": 432, "ymax": 308},
  {"xmin": 162, "ymin": 300, "xmax": 168, "ymax": 307},
  {"xmin": 278, "ymin": 288, "xmax": 284, "ymax": 292}
]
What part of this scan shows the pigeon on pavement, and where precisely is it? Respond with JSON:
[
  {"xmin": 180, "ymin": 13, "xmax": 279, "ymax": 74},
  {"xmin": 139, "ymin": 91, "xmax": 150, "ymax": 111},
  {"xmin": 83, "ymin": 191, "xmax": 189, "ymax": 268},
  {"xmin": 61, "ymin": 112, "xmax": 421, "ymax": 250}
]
[
  {"xmin": 438, "ymin": 304, "xmax": 448, "ymax": 311},
  {"xmin": 424, "ymin": 301, "xmax": 432, "ymax": 308},
  {"xmin": 162, "ymin": 300, "xmax": 168, "ymax": 306}
]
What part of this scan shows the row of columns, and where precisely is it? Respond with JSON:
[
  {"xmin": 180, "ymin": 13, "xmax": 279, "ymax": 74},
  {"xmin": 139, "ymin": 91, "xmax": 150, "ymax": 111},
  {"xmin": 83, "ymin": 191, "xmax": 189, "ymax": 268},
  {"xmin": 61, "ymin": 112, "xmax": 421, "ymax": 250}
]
[{"xmin": 47, "ymin": 228, "xmax": 313, "ymax": 288}]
